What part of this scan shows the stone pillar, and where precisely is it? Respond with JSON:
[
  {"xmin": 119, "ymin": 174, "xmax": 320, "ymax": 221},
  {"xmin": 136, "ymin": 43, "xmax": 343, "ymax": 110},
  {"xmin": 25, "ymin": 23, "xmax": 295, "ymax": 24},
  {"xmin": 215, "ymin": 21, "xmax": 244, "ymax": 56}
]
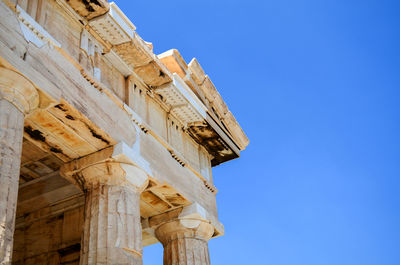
[
  {"xmin": 60, "ymin": 145, "xmax": 148, "ymax": 265},
  {"xmin": 0, "ymin": 67, "xmax": 38, "ymax": 264},
  {"xmin": 155, "ymin": 219, "xmax": 214, "ymax": 265},
  {"xmin": 81, "ymin": 176, "xmax": 143, "ymax": 265}
]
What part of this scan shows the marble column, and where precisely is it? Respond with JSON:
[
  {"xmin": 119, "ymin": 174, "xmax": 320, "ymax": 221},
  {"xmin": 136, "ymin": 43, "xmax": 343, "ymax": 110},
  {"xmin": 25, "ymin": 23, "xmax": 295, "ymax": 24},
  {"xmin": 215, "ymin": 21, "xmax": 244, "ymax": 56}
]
[
  {"xmin": 155, "ymin": 219, "xmax": 214, "ymax": 265},
  {"xmin": 0, "ymin": 67, "xmax": 38, "ymax": 264},
  {"xmin": 81, "ymin": 178, "xmax": 143, "ymax": 265},
  {"xmin": 61, "ymin": 146, "xmax": 147, "ymax": 265}
]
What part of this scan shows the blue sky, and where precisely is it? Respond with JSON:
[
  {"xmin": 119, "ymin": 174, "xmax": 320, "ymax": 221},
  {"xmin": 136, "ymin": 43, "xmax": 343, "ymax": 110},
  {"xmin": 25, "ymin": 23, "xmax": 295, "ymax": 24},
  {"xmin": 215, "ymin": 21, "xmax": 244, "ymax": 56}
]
[{"xmin": 115, "ymin": 1, "xmax": 400, "ymax": 264}]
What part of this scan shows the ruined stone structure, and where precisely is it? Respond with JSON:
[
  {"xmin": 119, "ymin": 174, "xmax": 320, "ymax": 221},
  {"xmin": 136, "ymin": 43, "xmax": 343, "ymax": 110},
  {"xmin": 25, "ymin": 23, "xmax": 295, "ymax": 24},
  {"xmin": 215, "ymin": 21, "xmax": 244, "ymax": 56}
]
[{"xmin": 0, "ymin": 0, "xmax": 248, "ymax": 264}]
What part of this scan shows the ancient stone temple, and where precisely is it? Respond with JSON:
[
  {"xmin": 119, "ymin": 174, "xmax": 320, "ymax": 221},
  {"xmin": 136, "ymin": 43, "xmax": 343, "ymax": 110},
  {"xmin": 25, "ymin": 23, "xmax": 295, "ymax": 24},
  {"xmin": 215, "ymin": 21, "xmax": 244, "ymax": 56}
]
[{"xmin": 0, "ymin": 0, "xmax": 249, "ymax": 264}]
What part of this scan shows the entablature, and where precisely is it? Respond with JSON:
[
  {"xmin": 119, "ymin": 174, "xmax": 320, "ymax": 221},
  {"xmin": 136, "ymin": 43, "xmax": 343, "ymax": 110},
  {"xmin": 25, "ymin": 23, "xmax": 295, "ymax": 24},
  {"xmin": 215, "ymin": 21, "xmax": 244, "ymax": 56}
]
[
  {"xmin": 9, "ymin": 0, "xmax": 248, "ymax": 167},
  {"xmin": 61, "ymin": 1, "xmax": 248, "ymax": 165}
]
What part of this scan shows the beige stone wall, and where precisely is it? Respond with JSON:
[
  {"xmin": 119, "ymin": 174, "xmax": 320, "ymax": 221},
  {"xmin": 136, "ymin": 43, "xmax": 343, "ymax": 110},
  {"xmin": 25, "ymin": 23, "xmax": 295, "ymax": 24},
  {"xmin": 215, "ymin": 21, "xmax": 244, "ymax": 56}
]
[
  {"xmin": 100, "ymin": 60, "xmax": 126, "ymax": 102},
  {"xmin": 183, "ymin": 134, "xmax": 201, "ymax": 173},
  {"xmin": 199, "ymin": 146, "xmax": 212, "ymax": 182},
  {"xmin": 167, "ymin": 117, "xmax": 184, "ymax": 154},
  {"xmin": 147, "ymin": 98, "xmax": 167, "ymax": 140},
  {"xmin": 128, "ymin": 79, "xmax": 148, "ymax": 120}
]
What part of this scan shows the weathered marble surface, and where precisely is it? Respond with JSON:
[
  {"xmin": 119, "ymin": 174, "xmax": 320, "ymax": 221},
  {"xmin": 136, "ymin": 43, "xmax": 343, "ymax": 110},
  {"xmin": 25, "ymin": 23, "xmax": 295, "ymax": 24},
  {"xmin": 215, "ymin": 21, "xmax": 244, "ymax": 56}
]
[
  {"xmin": 0, "ymin": 99, "xmax": 24, "ymax": 264},
  {"xmin": 81, "ymin": 183, "xmax": 143, "ymax": 265},
  {"xmin": 155, "ymin": 220, "xmax": 214, "ymax": 265},
  {"xmin": 0, "ymin": 66, "xmax": 38, "ymax": 264}
]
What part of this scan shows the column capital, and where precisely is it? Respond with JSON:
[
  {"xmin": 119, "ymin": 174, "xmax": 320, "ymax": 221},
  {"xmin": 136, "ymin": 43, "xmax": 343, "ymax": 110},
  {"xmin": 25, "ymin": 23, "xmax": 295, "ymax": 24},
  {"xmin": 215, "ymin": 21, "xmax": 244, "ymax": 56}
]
[
  {"xmin": 60, "ymin": 142, "xmax": 149, "ymax": 191},
  {"xmin": 155, "ymin": 219, "xmax": 214, "ymax": 246},
  {"xmin": 150, "ymin": 203, "xmax": 219, "ymax": 265},
  {"xmin": 146, "ymin": 203, "xmax": 224, "ymax": 240},
  {"xmin": 0, "ymin": 67, "xmax": 39, "ymax": 114}
]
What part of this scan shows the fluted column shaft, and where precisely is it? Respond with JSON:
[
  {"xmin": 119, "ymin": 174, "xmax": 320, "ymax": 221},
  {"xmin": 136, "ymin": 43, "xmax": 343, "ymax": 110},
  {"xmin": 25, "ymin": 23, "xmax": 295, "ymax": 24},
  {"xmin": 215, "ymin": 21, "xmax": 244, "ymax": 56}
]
[
  {"xmin": 163, "ymin": 236, "xmax": 210, "ymax": 265},
  {"xmin": 81, "ymin": 182, "xmax": 143, "ymax": 265},
  {"xmin": 0, "ymin": 67, "xmax": 38, "ymax": 264},
  {"xmin": 155, "ymin": 220, "xmax": 214, "ymax": 265},
  {"xmin": 0, "ymin": 99, "xmax": 24, "ymax": 264},
  {"xmin": 60, "ymin": 154, "xmax": 147, "ymax": 265}
]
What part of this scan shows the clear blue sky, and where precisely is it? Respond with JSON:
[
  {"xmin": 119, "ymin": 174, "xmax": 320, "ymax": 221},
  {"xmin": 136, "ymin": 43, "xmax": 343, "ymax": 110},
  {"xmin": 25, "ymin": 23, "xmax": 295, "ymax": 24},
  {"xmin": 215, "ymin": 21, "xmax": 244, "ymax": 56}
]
[{"xmin": 115, "ymin": 1, "xmax": 399, "ymax": 264}]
